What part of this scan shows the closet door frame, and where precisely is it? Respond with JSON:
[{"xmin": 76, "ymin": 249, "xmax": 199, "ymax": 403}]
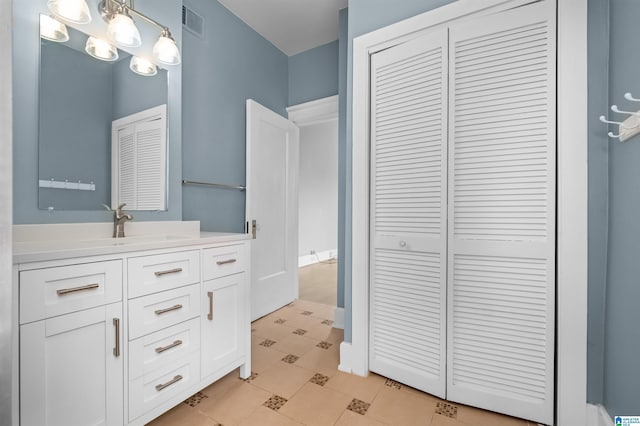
[{"xmin": 347, "ymin": 0, "xmax": 588, "ymax": 424}]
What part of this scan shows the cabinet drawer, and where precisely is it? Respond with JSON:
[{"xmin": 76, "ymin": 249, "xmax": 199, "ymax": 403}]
[
  {"xmin": 128, "ymin": 284, "xmax": 200, "ymax": 340},
  {"xmin": 129, "ymin": 352, "xmax": 200, "ymax": 422},
  {"xmin": 128, "ymin": 250, "xmax": 200, "ymax": 298},
  {"xmin": 20, "ymin": 260, "xmax": 123, "ymax": 324},
  {"xmin": 129, "ymin": 318, "xmax": 201, "ymax": 380},
  {"xmin": 202, "ymin": 244, "xmax": 246, "ymax": 281}
]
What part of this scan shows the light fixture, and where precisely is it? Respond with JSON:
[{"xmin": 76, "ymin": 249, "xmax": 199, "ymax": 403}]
[
  {"xmin": 47, "ymin": 0, "xmax": 91, "ymax": 24},
  {"xmin": 85, "ymin": 36, "xmax": 119, "ymax": 61},
  {"xmin": 129, "ymin": 56, "xmax": 157, "ymax": 76},
  {"xmin": 153, "ymin": 29, "xmax": 181, "ymax": 65},
  {"xmin": 107, "ymin": 9, "xmax": 141, "ymax": 47},
  {"xmin": 39, "ymin": 14, "xmax": 69, "ymax": 42},
  {"xmin": 98, "ymin": 0, "xmax": 180, "ymax": 65}
]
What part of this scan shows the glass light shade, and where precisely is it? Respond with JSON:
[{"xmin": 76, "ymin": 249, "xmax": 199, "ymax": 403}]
[
  {"xmin": 85, "ymin": 36, "xmax": 118, "ymax": 62},
  {"xmin": 47, "ymin": 0, "xmax": 91, "ymax": 24},
  {"xmin": 153, "ymin": 35, "xmax": 181, "ymax": 65},
  {"xmin": 130, "ymin": 56, "xmax": 157, "ymax": 76},
  {"xmin": 40, "ymin": 15, "xmax": 69, "ymax": 42},
  {"xmin": 107, "ymin": 13, "xmax": 141, "ymax": 47}
]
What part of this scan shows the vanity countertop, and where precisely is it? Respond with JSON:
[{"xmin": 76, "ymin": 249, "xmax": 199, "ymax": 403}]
[{"xmin": 13, "ymin": 222, "xmax": 250, "ymax": 264}]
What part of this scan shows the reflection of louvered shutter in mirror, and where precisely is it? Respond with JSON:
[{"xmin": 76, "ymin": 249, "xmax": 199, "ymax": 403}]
[{"xmin": 112, "ymin": 105, "xmax": 167, "ymax": 211}]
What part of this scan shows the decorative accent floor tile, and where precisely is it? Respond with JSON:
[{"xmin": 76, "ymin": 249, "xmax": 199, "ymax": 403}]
[
  {"xmin": 263, "ymin": 395, "xmax": 288, "ymax": 411},
  {"xmin": 292, "ymin": 329, "xmax": 307, "ymax": 335},
  {"xmin": 242, "ymin": 371, "xmax": 259, "ymax": 382},
  {"xmin": 281, "ymin": 354, "xmax": 299, "ymax": 364},
  {"xmin": 274, "ymin": 318, "xmax": 287, "ymax": 324},
  {"xmin": 384, "ymin": 378, "xmax": 402, "ymax": 390},
  {"xmin": 347, "ymin": 398, "xmax": 371, "ymax": 415},
  {"xmin": 301, "ymin": 311, "xmax": 313, "ymax": 316},
  {"xmin": 316, "ymin": 341, "xmax": 333, "ymax": 350},
  {"xmin": 309, "ymin": 373, "xmax": 330, "ymax": 386},
  {"xmin": 435, "ymin": 401, "xmax": 458, "ymax": 418},
  {"xmin": 259, "ymin": 339, "xmax": 277, "ymax": 347},
  {"xmin": 183, "ymin": 391, "xmax": 208, "ymax": 407},
  {"xmin": 321, "ymin": 319, "xmax": 334, "ymax": 326}
]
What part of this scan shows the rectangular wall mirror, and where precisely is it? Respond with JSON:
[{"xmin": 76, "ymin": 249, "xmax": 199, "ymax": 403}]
[{"xmin": 38, "ymin": 18, "xmax": 169, "ymax": 211}]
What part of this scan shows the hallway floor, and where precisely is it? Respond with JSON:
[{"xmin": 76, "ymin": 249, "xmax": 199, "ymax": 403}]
[
  {"xmin": 298, "ymin": 260, "xmax": 337, "ymax": 306},
  {"xmin": 148, "ymin": 299, "xmax": 536, "ymax": 426}
]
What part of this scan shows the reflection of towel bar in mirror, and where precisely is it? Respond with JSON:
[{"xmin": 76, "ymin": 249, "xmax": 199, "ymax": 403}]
[
  {"xmin": 39, "ymin": 179, "xmax": 96, "ymax": 191},
  {"xmin": 182, "ymin": 179, "xmax": 246, "ymax": 191}
]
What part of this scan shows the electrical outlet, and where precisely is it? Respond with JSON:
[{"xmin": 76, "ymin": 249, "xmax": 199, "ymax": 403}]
[{"xmin": 310, "ymin": 250, "xmax": 316, "ymax": 255}]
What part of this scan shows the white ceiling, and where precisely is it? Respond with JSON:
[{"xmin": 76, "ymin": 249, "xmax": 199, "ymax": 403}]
[{"xmin": 216, "ymin": 0, "xmax": 348, "ymax": 56}]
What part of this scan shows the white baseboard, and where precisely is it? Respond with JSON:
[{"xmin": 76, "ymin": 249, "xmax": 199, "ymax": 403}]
[
  {"xmin": 587, "ymin": 403, "xmax": 614, "ymax": 426},
  {"xmin": 338, "ymin": 341, "xmax": 352, "ymax": 373},
  {"xmin": 298, "ymin": 249, "xmax": 337, "ymax": 267},
  {"xmin": 333, "ymin": 307, "xmax": 344, "ymax": 329}
]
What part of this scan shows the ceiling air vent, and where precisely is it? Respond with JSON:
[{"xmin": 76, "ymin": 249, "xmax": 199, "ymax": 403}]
[{"xmin": 182, "ymin": 5, "xmax": 204, "ymax": 39}]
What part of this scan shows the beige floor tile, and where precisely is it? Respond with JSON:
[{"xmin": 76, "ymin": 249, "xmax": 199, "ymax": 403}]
[
  {"xmin": 366, "ymin": 386, "xmax": 437, "ymax": 426},
  {"xmin": 200, "ymin": 369, "xmax": 244, "ymax": 401},
  {"xmin": 197, "ymin": 382, "xmax": 271, "ymax": 426},
  {"xmin": 146, "ymin": 403, "xmax": 219, "ymax": 426},
  {"xmin": 430, "ymin": 414, "xmax": 466, "ymax": 426},
  {"xmin": 252, "ymin": 321, "xmax": 299, "ymax": 342},
  {"xmin": 456, "ymin": 404, "xmax": 529, "ymax": 426},
  {"xmin": 238, "ymin": 406, "xmax": 303, "ymax": 426},
  {"xmin": 303, "ymin": 322, "xmax": 344, "ymax": 343},
  {"xmin": 334, "ymin": 409, "xmax": 390, "ymax": 426},
  {"xmin": 271, "ymin": 332, "xmax": 320, "ymax": 357},
  {"xmin": 325, "ymin": 371, "xmax": 386, "ymax": 403},
  {"xmin": 295, "ymin": 344, "xmax": 341, "ymax": 377},
  {"xmin": 298, "ymin": 262, "xmax": 338, "ymax": 307},
  {"xmin": 250, "ymin": 343, "xmax": 288, "ymax": 373},
  {"xmin": 292, "ymin": 299, "xmax": 336, "ymax": 320},
  {"xmin": 278, "ymin": 382, "xmax": 353, "ymax": 426},
  {"xmin": 249, "ymin": 361, "xmax": 316, "ymax": 399}
]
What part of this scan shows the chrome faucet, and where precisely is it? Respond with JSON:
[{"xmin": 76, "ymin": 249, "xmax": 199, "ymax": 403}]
[{"xmin": 112, "ymin": 203, "xmax": 133, "ymax": 238}]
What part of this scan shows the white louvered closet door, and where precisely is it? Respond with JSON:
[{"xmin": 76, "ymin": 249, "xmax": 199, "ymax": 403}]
[
  {"xmin": 369, "ymin": 30, "xmax": 448, "ymax": 398},
  {"xmin": 446, "ymin": 1, "xmax": 556, "ymax": 424}
]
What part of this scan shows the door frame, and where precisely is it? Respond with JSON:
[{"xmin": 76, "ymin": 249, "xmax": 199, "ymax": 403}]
[{"xmin": 346, "ymin": 1, "xmax": 588, "ymax": 425}]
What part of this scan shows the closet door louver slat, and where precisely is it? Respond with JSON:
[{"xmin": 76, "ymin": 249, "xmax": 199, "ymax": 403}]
[
  {"xmin": 369, "ymin": 30, "xmax": 448, "ymax": 399},
  {"xmin": 447, "ymin": 2, "xmax": 555, "ymax": 424}
]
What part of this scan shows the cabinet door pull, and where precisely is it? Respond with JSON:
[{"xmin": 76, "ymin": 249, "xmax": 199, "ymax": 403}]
[
  {"xmin": 207, "ymin": 291, "xmax": 214, "ymax": 320},
  {"xmin": 113, "ymin": 318, "xmax": 120, "ymax": 357},
  {"xmin": 155, "ymin": 374, "xmax": 183, "ymax": 391},
  {"xmin": 56, "ymin": 283, "xmax": 99, "ymax": 296},
  {"xmin": 154, "ymin": 267, "xmax": 183, "ymax": 277},
  {"xmin": 154, "ymin": 304, "xmax": 183, "ymax": 315},
  {"xmin": 155, "ymin": 339, "xmax": 183, "ymax": 354},
  {"xmin": 216, "ymin": 259, "xmax": 237, "ymax": 266}
]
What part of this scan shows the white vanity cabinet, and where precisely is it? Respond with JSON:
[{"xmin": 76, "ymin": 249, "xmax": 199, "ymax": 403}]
[
  {"xmin": 19, "ymin": 260, "xmax": 124, "ymax": 426},
  {"xmin": 14, "ymin": 230, "xmax": 251, "ymax": 426}
]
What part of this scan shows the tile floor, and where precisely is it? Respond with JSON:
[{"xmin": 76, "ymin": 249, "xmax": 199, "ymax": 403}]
[{"xmin": 148, "ymin": 299, "xmax": 539, "ymax": 426}]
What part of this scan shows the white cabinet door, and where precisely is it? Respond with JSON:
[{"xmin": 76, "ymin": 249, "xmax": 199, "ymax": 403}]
[
  {"xmin": 369, "ymin": 29, "xmax": 448, "ymax": 399},
  {"xmin": 20, "ymin": 302, "xmax": 123, "ymax": 426},
  {"xmin": 201, "ymin": 273, "xmax": 246, "ymax": 379},
  {"xmin": 447, "ymin": 1, "xmax": 556, "ymax": 424}
]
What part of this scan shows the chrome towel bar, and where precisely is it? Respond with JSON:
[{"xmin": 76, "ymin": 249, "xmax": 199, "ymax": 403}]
[{"xmin": 182, "ymin": 179, "xmax": 246, "ymax": 191}]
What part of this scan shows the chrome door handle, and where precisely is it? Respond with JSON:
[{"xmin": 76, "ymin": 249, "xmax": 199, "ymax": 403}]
[
  {"xmin": 155, "ymin": 375, "xmax": 183, "ymax": 391},
  {"xmin": 57, "ymin": 283, "xmax": 99, "ymax": 296},
  {"xmin": 113, "ymin": 318, "xmax": 120, "ymax": 357},
  {"xmin": 154, "ymin": 304, "xmax": 183, "ymax": 315}
]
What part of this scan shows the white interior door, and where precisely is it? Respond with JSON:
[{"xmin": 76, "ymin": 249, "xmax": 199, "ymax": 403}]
[
  {"xmin": 447, "ymin": 2, "xmax": 556, "ymax": 424},
  {"xmin": 369, "ymin": 29, "xmax": 448, "ymax": 399},
  {"xmin": 246, "ymin": 99, "xmax": 300, "ymax": 321}
]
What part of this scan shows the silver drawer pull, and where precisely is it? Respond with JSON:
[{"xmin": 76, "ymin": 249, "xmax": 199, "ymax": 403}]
[
  {"xmin": 216, "ymin": 259, "xmax": 237, "ymax": 266},
  {"xmin": 207, "ymin": 291, "xmax": 214, "ymax": 321},
  {"xmin": 56, "ymin": 283, "xmax": 99, "ymax": 296},
  {"xmin": 155, "ymin": 375, "xmax": 183, "ymax": 391},
  {"xmin": 154, "ymin": 304, "xmax": 183, "ymax": 316},
  {"xmin": 155, "ymin": 340, "xmax": 183, "ymax": 354},
  {"xmin": 113, "ymin": 318, "xmax": 120, "ymax": 357},
  {"xmin": 154, "ymin": 268, "xmax": 183, "ymax": 277}
]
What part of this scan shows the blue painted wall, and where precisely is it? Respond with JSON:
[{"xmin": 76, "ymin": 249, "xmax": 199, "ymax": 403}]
[
  {"xmin": 602, "ymin": 0, "xmax": 640, "ymax": 416},
  {"xmin": 337, "ymin": 8, "xmax": 348, "ymax": 310},
  {"xmin": 181, "ymin": 0, "xmax": 288, "ymax": 233},
  {"xmin": 288, "ymin": 41, "xmax": 338, "ymax": 106},
  {"xmin": 13, "ymin": 0, "xmax": 183, "ymax": 223},
  {"xmin": 343, "ymin": 0, "xmax": 456, "ymax": 341},
  {"xmin": 587, "ymin": 0, "xmax": 610, "ymax": 406}
]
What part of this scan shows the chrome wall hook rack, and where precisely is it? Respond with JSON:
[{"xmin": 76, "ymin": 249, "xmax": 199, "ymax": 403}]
[{"xmin": 601, "ymin": 93, "xmax": 640, "ymax": 142}]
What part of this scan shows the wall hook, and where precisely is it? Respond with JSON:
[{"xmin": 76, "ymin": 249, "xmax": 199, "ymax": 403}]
[
  {"xmin": 611, "ymin": 105, "xmax": 640, "ymax": 116},
  {"xmin": 624, "ymin": 92, "xmax": 640, "ymax": 102},
  {"xmin": 608, "ymin": 131, "xmax": 622, "ymax": 139},
  {"xmin": 599, "ymin": 115, "xmax": 625, "ymax": 126}
]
